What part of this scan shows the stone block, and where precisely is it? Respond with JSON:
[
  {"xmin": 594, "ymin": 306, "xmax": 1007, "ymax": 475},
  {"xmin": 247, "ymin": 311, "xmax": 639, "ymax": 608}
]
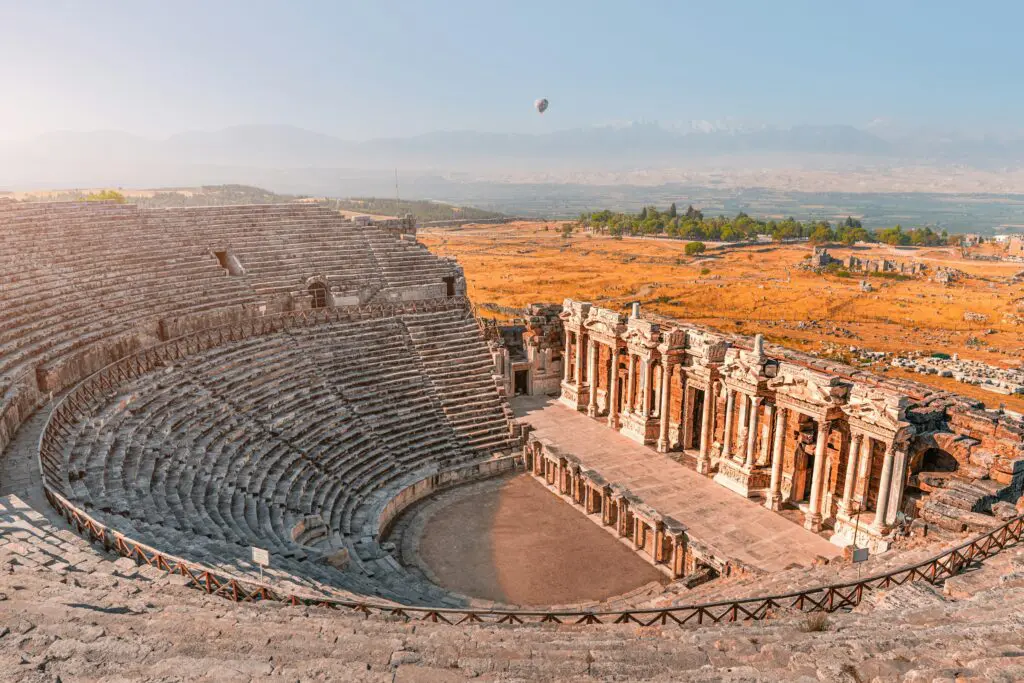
[
  {"xmin": 969, "ymin": 449, "xmax": 997, "ymax": 469},
  {"xmin": 991, "ymin": 501, "xmax": 1018, "ymax": 521}
]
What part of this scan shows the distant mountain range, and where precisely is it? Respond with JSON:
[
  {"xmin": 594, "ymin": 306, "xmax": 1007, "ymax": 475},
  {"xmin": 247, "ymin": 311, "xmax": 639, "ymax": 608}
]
[{"xmin": 5, "ymin": 122, "xmax": 1024, "ymax": 194}]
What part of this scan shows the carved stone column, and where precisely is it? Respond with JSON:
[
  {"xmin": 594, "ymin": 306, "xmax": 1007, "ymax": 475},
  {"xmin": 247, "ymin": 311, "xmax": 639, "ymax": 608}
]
[
  {"xmin": 735, "ymin": 392, "xmax": 749, "ymax": 463},
  {"xmin": 681, "ymin": 384, "xmax": 693, "ymax": 449},
  {"xmin": 872, "ymin": 444, "xmax": 897, "ymax": 534},
  {"xmin": 670, "ymin": 534, "xmax": 687, "ymax": 578},
  {"xmin": 840, "ymin": 432, "xmax": 864, "ymax": 515},
  {"xmin": 625, "ymin": 353, "xmax": 635, "ymax": 414},
  {"xmin": 697, "ymin": 382, "xmax": 715, "ymax": 475},
  {"xmin": 805, "ymin": 419, "xmax": 831, "ymax": 531},
  {"xmin": 652, "ymin": 522, "xmax": 665, "ymax": 563},
  {"xmin": 574, "ymin": 330, "xmax": 585, "ymax": 385},
  {"xmin": 563, "ymin": 331, "xmax": 572, "ymax": 382},
  {"xmin": 586, "ymin": 339, "xmax": 598, "ymax": 417},
  {"xmin": 656, "ymin": 364, "xmax": 672, "ymax": 453},
  {"xmin": 766, "ymin": 406, "xmax": 786, "ymax": 510},
  {"xmin": 855, "ymin": 435, "xmax": 873, "ymax": 507},
  {"xmin": 607, "ymin": 350, "xmax": 621, "ymax": 429},
  {"xmin": 744, "ymin": 396, "xmax": 761, "ymax": 468},
  {"xmin": 886, "ymin": 446, "xmax": 909, "ymax": 525},
  {"xmin": 721, "ymin": 388, "xmax": 735, "ymax": 460},
  {"xmin": 616, "ymin": 497, "xmax": 629, "ymax": 537},
  {"xmin": 760, "ymin": 403, "xmax": 775, "ymax": 465},
  {"xmin": 641, "ymin": 358, "xmax": 653, "ymax": 416}
]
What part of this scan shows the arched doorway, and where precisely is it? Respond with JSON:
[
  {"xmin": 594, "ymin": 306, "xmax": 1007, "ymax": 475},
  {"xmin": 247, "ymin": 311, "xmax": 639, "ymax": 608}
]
[{"xmin": 309, "ymin": 282, "xmax": 328, "ymax": 309}]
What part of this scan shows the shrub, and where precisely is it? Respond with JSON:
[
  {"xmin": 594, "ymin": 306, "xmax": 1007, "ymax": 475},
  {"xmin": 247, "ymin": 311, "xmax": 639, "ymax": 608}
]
[
  {"xmin": 700, "ymin": 267, "xmax": 711, "ymax": 275},
  {"xmin": 868, "ymin": 271, "xmax": 911, "ymax": 281},
  {"xmin": 685, "ymin": 241, "xmax": 707, "ymax": 256},
  {"xmin": 84, "ymin": 189, "xmax": 126, "ymax": 203}
]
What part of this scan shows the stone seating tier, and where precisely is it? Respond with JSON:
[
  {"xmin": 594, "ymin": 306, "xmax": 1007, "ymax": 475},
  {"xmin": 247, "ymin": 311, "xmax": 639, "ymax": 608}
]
[
  {"xmin": 0, "ymin": 200, "xmax": 464, "ymax": 458},
  {"xmin": 51, "ymin": 310, "xmax": 520, "ymax": 605}
]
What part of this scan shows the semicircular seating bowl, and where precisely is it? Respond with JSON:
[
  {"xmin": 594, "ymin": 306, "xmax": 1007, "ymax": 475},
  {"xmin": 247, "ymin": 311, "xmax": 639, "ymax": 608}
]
[
  {"xmin": 47, "ymin": 311, "xmax": 523, "ymax": 605},
  {"xmin": 0, "ymin": 199, "xmax": 525, "ymax": 606}
]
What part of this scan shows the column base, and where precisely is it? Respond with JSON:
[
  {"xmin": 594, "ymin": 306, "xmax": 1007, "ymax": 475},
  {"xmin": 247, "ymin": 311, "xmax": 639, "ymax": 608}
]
[
  {"xmin": 712, "ymin": 459, "xmax": 770, "ymax": 498},
  {"xmin": 607, "ymin": 414, "xmax": 620, "ymax": 430},
  {"xmin": 586, "ymin": 404, "xmax": 598, "ymax": 418},
  {"xmin": 656, "ymin": 438, "xmax": 669, "ymax": 453},
  {"xmin": 619, "ymin": 411, "xmax": 659, "ymax": 446},
  {"xmin": 803, "ymin": 512, "xmax": 823, "ymax": 532},
  {"xmin": 830, "ymin": 511, "xmax": 890, "ymax": 553},
  {"xmin": 765, "ymin": 494, "xmax": 783, "ymax": 512},
  {"xmin": 559, "ymin": 380, "xmax": 588, "ymax": 411},
  {"xmin": 696, "ymin": 455, "xmax": 712, "ymax": 476}
]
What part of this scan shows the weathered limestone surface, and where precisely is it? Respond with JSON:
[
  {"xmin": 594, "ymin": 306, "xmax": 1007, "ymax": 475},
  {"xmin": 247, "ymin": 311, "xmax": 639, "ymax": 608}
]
[
  {"xmin": 0, "ymin": 201, "xmax": 465, "ymax": 459},
  {"xmin": 2, "ymin": 492, "xmax": 1024, "ymax": 682}
]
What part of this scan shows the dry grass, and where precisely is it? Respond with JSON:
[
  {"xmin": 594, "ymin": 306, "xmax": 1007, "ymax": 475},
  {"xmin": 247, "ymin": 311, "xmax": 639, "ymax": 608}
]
[
  {"xmin": 421, "ymin": 222, "xmax": 1024, "ymax": 411},
  {"xmin": 800, "ymin": 612, "xmax": 832, "ymax": 633}
]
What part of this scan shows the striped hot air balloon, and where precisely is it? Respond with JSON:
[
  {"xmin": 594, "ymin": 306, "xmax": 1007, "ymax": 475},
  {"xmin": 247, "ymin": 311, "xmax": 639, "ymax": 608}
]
[{"xmin": 534, "ymin": 98, "xmax": 549, "ymax": 114}]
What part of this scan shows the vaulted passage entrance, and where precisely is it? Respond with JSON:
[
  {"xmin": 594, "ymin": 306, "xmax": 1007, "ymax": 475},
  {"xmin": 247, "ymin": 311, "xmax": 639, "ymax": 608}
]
[{"xmin": 309, "ymin": 282, "xmax": 328, "ymax": 309}]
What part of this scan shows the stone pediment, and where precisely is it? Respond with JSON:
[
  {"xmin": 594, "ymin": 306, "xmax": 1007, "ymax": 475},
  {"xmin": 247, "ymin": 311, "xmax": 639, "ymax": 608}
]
[
  {"xmin": 583, "ymin": 307, "xmax": 627, "ymax": 338},
  {"xmin": 685, "ymin": 330, "xmax": 730, "ymax": 363},
  {"xmin": 843, "ymin": 386, "xmax": 911, "ymax": 436},
  {"xmin": 769, "ymin": 367, "xmax": 851, "ymax": 409},
  {"xmin": 559, "ymin": 298, "xmax": 592, "ymax": 326},
  {"xmin": 720, "ymin": 351, "xmax": 767, "ymax": 386},
  {"xmin": 659, "ymin": 328, "xmax": 686, "ymax": 349},
  {"xmin": 623, "ymin": 317, "xmax": 661, "ymax": 349}
]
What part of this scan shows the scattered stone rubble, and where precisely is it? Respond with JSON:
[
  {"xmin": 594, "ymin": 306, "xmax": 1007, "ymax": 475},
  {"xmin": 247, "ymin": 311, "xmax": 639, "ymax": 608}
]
[
  {"xmin": 805, "ymin": 247, "xmax": 927, "ymax": 276},
  {"xmin": 933, "ymin": 266, "xmax": 966, "ymax": 285},
  {"xmin": 891, "ymin": 352, "xmax": 1024, "ymax": 396}
]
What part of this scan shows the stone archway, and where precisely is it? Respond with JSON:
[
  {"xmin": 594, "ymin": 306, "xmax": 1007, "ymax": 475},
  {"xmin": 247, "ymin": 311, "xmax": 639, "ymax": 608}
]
[{"xmin": 919, "ymin": 447, "xmax": 959, "ymax": 473}]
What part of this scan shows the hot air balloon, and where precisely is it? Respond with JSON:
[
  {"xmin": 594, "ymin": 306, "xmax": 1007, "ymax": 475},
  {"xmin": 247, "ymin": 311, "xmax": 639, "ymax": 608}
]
[{"xmin": 534, "ymin": 98, "xmax": 549, "ymax": 114}]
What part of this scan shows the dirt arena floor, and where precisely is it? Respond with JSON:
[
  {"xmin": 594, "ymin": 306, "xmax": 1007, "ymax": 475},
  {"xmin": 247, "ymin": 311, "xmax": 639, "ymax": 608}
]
[{"xmin": 415, "ymin": 473, "xmax": 667, "ymax": 605}]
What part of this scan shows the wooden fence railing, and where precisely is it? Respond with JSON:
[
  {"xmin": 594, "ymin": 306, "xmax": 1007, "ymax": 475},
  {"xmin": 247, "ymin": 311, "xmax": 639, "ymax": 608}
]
[{"xmin": 41, "ymin": 485, "xmax": 1024, "ymax": 626}]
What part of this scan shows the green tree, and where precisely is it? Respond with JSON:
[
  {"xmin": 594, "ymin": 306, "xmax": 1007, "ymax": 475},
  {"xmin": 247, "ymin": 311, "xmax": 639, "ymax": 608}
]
[
  {"xmin": 808, "ymin": 224, "xmax": 835, "ymax": 244},
  {"xmin": 667, "ymin": 202, "xmax": 677, "ymax": 218},
  {"xmin": 685, "ymin": 241, "xmax": 706, "ymax": 255}
]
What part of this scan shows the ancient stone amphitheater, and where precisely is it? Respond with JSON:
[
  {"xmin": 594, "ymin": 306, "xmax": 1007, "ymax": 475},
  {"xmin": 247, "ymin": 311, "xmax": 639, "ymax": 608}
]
[{"xmin": 1, "ymin": 199, "xmax": 1023, "ymax": 681}]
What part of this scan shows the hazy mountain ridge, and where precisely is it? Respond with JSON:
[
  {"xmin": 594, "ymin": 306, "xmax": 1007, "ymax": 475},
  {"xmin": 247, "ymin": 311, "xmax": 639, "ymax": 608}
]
[{"xmin": 7, "ymin": 122, "xmax": 1024, "ymax": 179}]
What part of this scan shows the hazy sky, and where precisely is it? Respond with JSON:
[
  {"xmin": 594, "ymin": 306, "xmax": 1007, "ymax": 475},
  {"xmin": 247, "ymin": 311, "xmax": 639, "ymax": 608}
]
[{"xmin": 2, "ymin": 1, "xmax": 1020, "ymax": 140}]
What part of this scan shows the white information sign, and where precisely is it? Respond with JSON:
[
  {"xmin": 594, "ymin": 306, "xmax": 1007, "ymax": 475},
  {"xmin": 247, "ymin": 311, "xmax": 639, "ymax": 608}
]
[{"xmin": 251, "ymin": 546, "xmax": 269, "ymax": 566}]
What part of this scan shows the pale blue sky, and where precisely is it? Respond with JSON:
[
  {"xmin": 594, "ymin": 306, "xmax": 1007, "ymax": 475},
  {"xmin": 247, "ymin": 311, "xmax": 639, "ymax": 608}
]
[{"xmin": 1, "ymin": 1, "xmax": 1020, "ymax": 140}]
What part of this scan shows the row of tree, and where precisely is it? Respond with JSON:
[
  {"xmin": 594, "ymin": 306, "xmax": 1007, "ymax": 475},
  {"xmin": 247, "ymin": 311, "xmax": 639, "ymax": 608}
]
[{"xmin": 577, "ymin": 204, "xmax": 955, "ymax": 246}]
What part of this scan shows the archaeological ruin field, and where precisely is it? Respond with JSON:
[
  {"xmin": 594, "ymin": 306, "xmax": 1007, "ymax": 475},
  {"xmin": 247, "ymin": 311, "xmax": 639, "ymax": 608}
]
[
  {"xmin": 0, "ymin": 200, "xmax": 1022, "ymax": 681},
  {"xmin": 421, "ymin": 221, "xmax": 1024, "ymax": 413}
]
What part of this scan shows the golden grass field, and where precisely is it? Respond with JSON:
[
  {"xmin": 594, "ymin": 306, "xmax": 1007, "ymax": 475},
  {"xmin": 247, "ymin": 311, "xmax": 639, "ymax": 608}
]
[{"xmin": 421, "ymin": 221, "xmax": 1024, "ymax": 412}]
